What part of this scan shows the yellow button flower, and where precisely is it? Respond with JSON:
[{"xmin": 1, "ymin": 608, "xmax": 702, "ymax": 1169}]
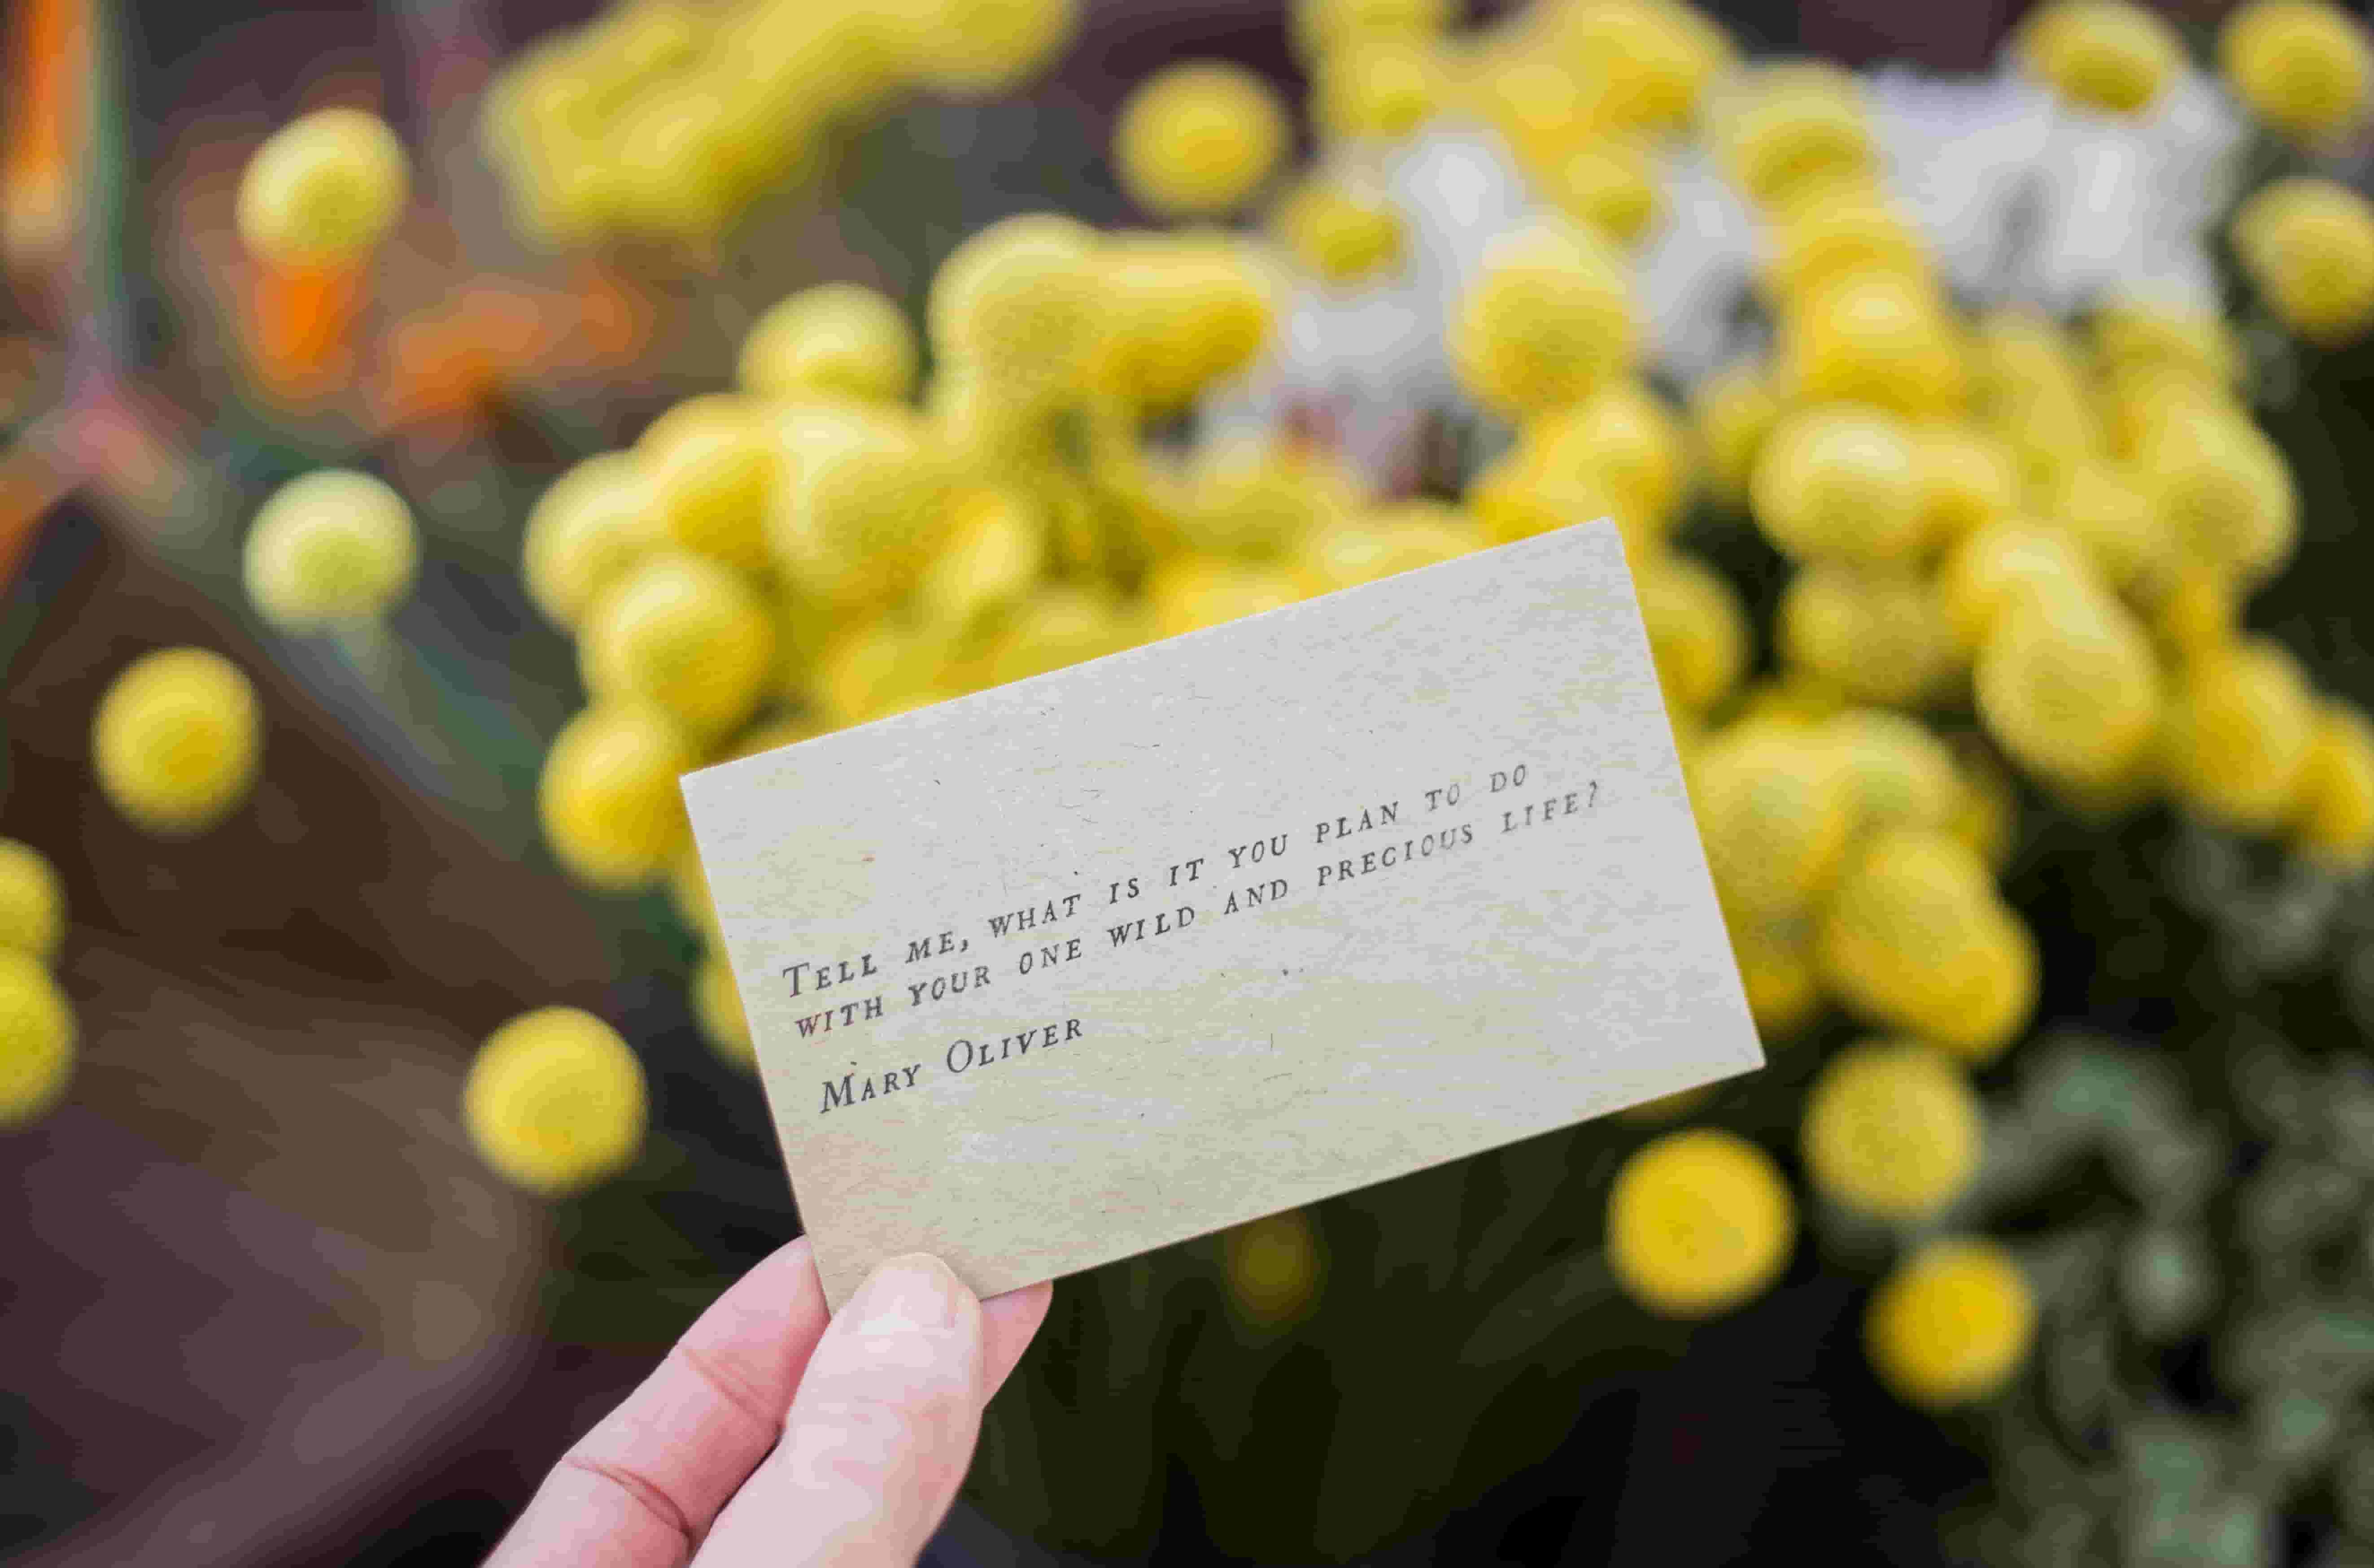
[
  {"xmin": 691, "ymin": 952, "xmax": 755, "ymax": 1069},
  {"xmin": 1689, "ymin": 362, "xmax": 1780, "ymax": 506},
  {"xmin": 236, "ymin": 107, "xmax": 410, "ymax": 263},
  {"xmin": 2291, "ymin": 703, "xmax": 2374, "ymax": 871},
  {"xmin": 1867, "ymin": 1237, "xmax": 2036, "ymax": 1407},
  {"xmin": 1907, "ymin": 425, "xmax": 2017, "ymax": 557},
  {"xmin": 2234, "ymin": 177, "xmax": 2374, "ymax": 346},
  {"xmin": 0, "ymin": 841, "xmax": 65, "ymax": 960},
  {"xmin": 1273, "ymin": 177, "xmax": 1407, "ymax": 283},
  {"xmin": 538, "ymin": 701, "xmax": 695, "ymax": 892},
  {"xmin": 738, "ymin": 282, "xmax": 918, "ymax": 404},
  {"xmin": 638, "ymin": 396, "xmax": 782, "ymax": 575},
  {"xmin": 1636, "ymin": 549, "xmax": 1748, "ymax": 714},
  {"xmin": 1818, "ymin": 828, "xmax": 2037, "ymax": 1064},
  {"xmin": 2220, "ymin": 0, "xmax": 2371, "ymax": 142},
  {"xmin": 1728, "ymin": 915, "xmax": 1827, "ymax": 1042},
  {"xmin": 2163, "ymin": 636, "xmax": 2318, "ymax": 830},
  {"xmin": 1803, "ymin": 1038, "xmax": 1982, "ymax": 1222},
  {"xmin": 463, "ymin": 1007, "xmax": 647, "ymax": 1195},
  {"xmin": 1541, "ymin": 135, "xmax": 1662, "ymax": 245},
  {"xmin": 1299, "ymin": 501, "xmax": 1479, "ymax": 591},
  {"xmin": 2135, "ymin": 397, "xmax": 2298, "ymax": 582},
  {"xmin": 1824, "ymin": 709, "xmax": 1962, "ymax": 836},
  {"xmin": 1225, "ymin": 1207, "xmax": 1325, "ymax": 1327},
  {"xmin": 928, "ymin": 213, "xmax": 1108, "ymax": 404},
  {"xmin": 1289, "ymin": 0, "xmax": 1452, "ymax": 61},
  {"xmin": 772, "ymin": 406, "xmax": 960, "ymax": 609},
  {"xmin": 244, "ymin": 470, "xmax": 419, "ymax": 630},
  {"xmin": 580, "ymin": 552, "xmax": 777, "ymax": 740},
  {"xmin": 2016, "ymin": 0, "xmax": 2182, "ymax": 117},
  {"xmin": 1309, "ymin": 38, "xmax": 1443, "ymax": 141},
  {"xmin": 92, "ymin": 649, "xmax": 263, "ymax": 836},
  {"xmin": 0, "ymin": 950, "xmax": 74, "ymax": 1127},
  {"xmin": 1544, "ymin": 0, "xmax": 1735, "ymax": 133},
  {"xmin": 1177, "ymin": 436, "xmax": 1362, "ymax": 559},
  {"xmin": 1975, "ymin": 588, "xmax": 2163, "ymax": 789},
  {"xmin": 2051, "ymin": 459, "xmax": 2170, "ymax": 593},
  {"xmin": 1776, "ymin": 270, "xmax": 1965, "ymax": 419},
  {"xmin": 1144, "ymin": 555, "xmax": 1309, "ymax": 641},
  {"xmin": 980, "ymin": 584, "xmax": 1146, "ymax": 688},
  {"xmin": 1705, "ymin": 61, "xmax": 1876, "ymax": 209},
  {"xmin": 521, "ymin": 451, "xmax": 667, "ymax": 631},
  {"xmin": 1450, "ymin": 215, "xmax": 1638, "ymax": 419},
  {"xmin": 1688, "ymin": 721, "xmax": 1858, "ymax": 916},
  {"xmin": 1936, "ymin": 518, "xmax": 2097, "ymax": 654},
  {"xmin": 1525, "ymin": 379, "xmax": 1690, "ymax": 537},
  {"xmin": 1114, "ymin": 62, "xmax": 1290, "ymax": 218},
  {"xmin": 1608, "ymin": 1128, "xmax": 1795, "ymax": 1318},
  {"xmin": 1750, "ymin": 406, "xmax": 1923, "ymax": 565},
  {"xmin": 900, "ymin": 0, "xmax": 1078, "ymax": 96},
  {"xmin": 1777, "ymin": 562, "xmax": 1956, "ymax": 710},
  {"xmin": 1094, "ymin": 231, "xmax": 1275, "ymax": 414}
]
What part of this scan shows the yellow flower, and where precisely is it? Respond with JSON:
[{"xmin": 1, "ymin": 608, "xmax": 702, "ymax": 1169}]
[
  {"xmin": 1704, "ymin": 61, "xmax": 1876, "ymax": 209},
  {"xmin": 1289, "ymin": 0, "xmax": 1453, "ymax": 61},
  {"xmin": 92, "ymin": 649, "xmax": 263, "ymax": 836},
  {"xmin": 1607, "ymin": 1128, "xmax": 1795, "ymax": 1318},
  {"xmin": 538, "ymin": 701, "xmax": 694, "ymax": 891},
  {"xmin": 2144, "ymin": 556, "xmax": 2240, "ymax": 666},
  {"xmin": 2291, "ymin": 703, "xmax": 2374, "ymax": 871},
  {"xmin": 1272, "ymin": 177, "xmax": 1407, "ymax": 283},
  {"xmin": 243, "ymin": 470, "xmax": 418, "ymax": 630},
  {"xmin": 1911, "ymin": 424, "xmax": 2018, "ymax": 554},
  {"xmin": 1777, "ymin": 562, "xmax": 1956, "ymax": 710},
  {"xmin": 1867, "ymin": 1237, "xmax": 2036, "ymax": 1407},
  {"xmin": 1975, "ymin": 587, "xmax": 2163, "ymax": 789},
  {"xmin": 1750, "ymin": 406, "xmax": 1923, "ymax": 565},
  {"xmin": 1802, "ymin": 1038, "xmax": 1982, "ymax": 1222},
  {"xmin": 2016, "ymin": 0, "xmax": 2182, "ymax": 117},
  {"xmin": 2220, "ymin": 0, "xmax": 2371, "ymax": 142},
  {"xmin": 1094, "ymin": 231, "xmax": 1275, "ymax": 415},
  {"xmin": 1824, "ymin": 709, "xmax": 1962, "ymax": 836},
  {"xmin": 1114, "ymin": 62, "xmax": 1290, "ymax": 218},
  {"xmin": 898, "ymin": 0, "xmax": 1078, "ymax": 96},
  {"xmin": 691, "ymin": 952, "xmax": 755, "ymax": 1069},
  {"xmin": 0, "ymin": 841, "xmax": 65, "ymax": 960},
  {"xmin": 738, "ymin": 282, "xmax": 918, "ymax": 405},
  {"xmin": 1144, "ymin": 555, "xmax": 1309, "ymax": 641},
  {"xmin": 1449, "ymin": 215, "xmax": 1638, "ymax": 419},
  {"xmin": 1309, "ymin": 38, "xmax": 1444, "ymax": 141},
  {"xmin": 1946, "ymin": 739, "xmax": 2021, "ymax": 870},
  {"xmin": 1540, "ymin": 135, "xmax": 1662, "ymax": 245},
  {"xmin": 1177, "ymin": 436, "xmax": 1362, "ymax": 560},
  {"xmin": 1688, "ymin": 722, "xmax": 1857, "ymax": 916},
  {"xmin": 2090, "ymin": 297, "xmax": 2243, "ymax": 389},
  {"xmin": 1775, "ymin": 270, "xmax": 1965, "ymax": 418},
  {"xmin": 2135, "ymin": 397, "xmax": 2298, "ymax": 582},
  {"xmin": 637, "ymin": 396, "xmax": 782, "ymax": 576},
  {"xmin": 1760, "ymin": 189, "xmax": 1926, "ymax": 304},
  {"xmin": 581, "ymin": 552, "xmax": 777, "ymax": 740},
  {"xmin": 1225, "ymin": 1207, "xmax": 1326, "ymax": 1327},
  {"xmin": 1298, "ymin": 501, "xmax": 1479, "ymax": 592},
  {"xmin": 1636, "ymin": 549, "xmax": 1749, "ymax": 714},
  {"xmin": 928, "ymin": 213, "xmax": 1108, "ymax": 404},
  {"xmin": 463, "ymin": 1008, "xmax": 647, "ymax": 1195},
  {"xmin": 1817, "ymin": 828, "xmax": 2037, "ymax": 1064},
  {"xmin": 2233, "ymin": 177, "xmax": 2374, "ymax": 346},
  {"xmin": 0, "ymin": 950, "xmax": 74, "ymax": 1127},
  {"xmin": 236, "ymin": 107, "xmax": 410, "ymax": 263},
  {"xmin": 521, "ymin": 451, "xmax": 667, "ymax": 631},
  {"xmin": 979, "ymin": 584, "xmax": 1144, "ymax": 688},
  {"xmin": 915, "ymin": 488, "xmax": 1048, "ymax": 628},
  {"xmin": 1524, "ymin": 379, "xmax": 1690, "ymax": 537},
  {"xmin": 1539, "ymin": 0, "xmax": 1735, "ymax": 133},
  {"xmin": 2051, "ymin": 459, "xmax": 2170, "ymax": 593},
  {"xmin": 1935, "ymin": 518, "xmax": 2097, "ymax": 654},
  {"xmin": 1724, "ymin": 910, "xmax": 1827, "ymax": 1042},
  {"xmin": 1688, "ymin": 362, "xmax": 1780, "ymax": 506},
  {"xmin": 2162, "ymin": 636, "xmax": 2318, "ymax": 830}
]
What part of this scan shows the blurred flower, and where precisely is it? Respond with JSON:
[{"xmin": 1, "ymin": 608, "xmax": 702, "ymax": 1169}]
[
  {"xmin": 243, "ymin": 470, "xmax": 419, "ymax": 631},
  {"xmin": 1802, "ymin": 1038, "xmax": 1982, "ymax": 1222},
  {"xmin": 0, "ymin": 840, "xmax": 65, "ymax": 961},
  {"xmin": 91, "ymin": 649, "xmax": 263, "ymax": 836},
  {"xmin": 463, "ymin": 1008, "xmax": 647, "ymax": 1195},
  {"xmin": 1866, "ymin": 1236, "xmax": 2036, "ymax": 1407},
  {"xmin": 235, "ymin": 108, "xmax": 409, "ymax": 265},
  {"xmin": 1606, "ymin": 1127, "xmax": 1795, "ymax": 1318}
]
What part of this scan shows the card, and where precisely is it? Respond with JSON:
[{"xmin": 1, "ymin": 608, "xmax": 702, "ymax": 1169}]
[{"xmin": 681, "ymin": 520, "xmax": 1763, "ymax": 1308}]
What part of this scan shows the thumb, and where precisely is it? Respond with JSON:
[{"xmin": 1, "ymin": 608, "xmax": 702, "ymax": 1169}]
[{"xmin": 696, "ymin": 1254, "xmax": 985, "ymax": 1567}]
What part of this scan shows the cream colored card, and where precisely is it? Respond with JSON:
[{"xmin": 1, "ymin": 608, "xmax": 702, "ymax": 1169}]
[{"xmin": 682, "ymin": 520, "xmax": 1762, "ymax": 1308}]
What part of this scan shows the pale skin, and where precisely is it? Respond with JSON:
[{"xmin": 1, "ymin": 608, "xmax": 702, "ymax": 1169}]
[{"xmin": 486, "ymin": 1241, "xmax": 1054, "ymax": 1567}]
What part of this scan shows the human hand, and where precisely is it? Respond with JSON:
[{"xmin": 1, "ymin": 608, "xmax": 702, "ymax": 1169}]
[{"xmin": 487, "ymin": 1240, "xmax": 1053, "ymax": 1567}]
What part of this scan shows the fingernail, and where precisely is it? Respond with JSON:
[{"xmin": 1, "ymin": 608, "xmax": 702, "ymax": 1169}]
[{"xmin": 847, "ymin": 1253, "xmax": 966, "ymax": 1337}]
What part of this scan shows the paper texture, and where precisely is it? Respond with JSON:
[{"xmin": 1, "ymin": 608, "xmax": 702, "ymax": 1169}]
[{"xmin": 683, "ymin": 521, "xmax": 1763, "ymax": 1307}]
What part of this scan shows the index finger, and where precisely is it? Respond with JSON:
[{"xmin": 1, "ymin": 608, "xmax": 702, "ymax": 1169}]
[{"xmin": 486, "ymin": 1237, "xmax": 831, "ymax": 1568}]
